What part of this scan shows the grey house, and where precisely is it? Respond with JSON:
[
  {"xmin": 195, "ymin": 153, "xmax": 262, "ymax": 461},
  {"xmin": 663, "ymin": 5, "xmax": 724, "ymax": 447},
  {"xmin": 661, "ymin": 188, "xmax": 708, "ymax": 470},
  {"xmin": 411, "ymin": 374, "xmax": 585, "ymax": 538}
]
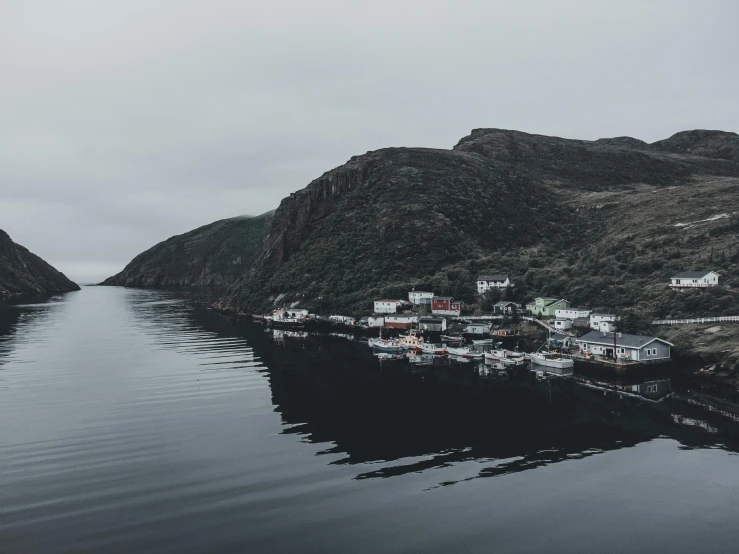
[{"xmin": 577, "ymin": 331, "xmax": 673, "ymax": 362}]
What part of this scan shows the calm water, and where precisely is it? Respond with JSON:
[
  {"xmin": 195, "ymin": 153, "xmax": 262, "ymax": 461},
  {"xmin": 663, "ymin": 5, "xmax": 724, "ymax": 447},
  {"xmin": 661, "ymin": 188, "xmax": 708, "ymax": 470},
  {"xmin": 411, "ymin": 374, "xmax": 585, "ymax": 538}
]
[{"xmin": 2, "ymin": 288, "xmax": 739, "ymax": 553}]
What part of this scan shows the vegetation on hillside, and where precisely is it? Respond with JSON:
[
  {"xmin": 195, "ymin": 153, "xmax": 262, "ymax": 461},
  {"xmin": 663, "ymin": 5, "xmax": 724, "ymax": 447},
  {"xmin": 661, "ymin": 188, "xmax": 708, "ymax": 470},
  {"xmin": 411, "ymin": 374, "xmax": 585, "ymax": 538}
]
[
  {"xmin": 103, "ymin": 212, "xmax": 273, "ymax": 287},
  {"xmin": 221, "ymin": 129, "xmax": 739, "ymax": 319},
  {"xmin": 0, "ymin": 229, "xmax": 80, "ymax": 295}
]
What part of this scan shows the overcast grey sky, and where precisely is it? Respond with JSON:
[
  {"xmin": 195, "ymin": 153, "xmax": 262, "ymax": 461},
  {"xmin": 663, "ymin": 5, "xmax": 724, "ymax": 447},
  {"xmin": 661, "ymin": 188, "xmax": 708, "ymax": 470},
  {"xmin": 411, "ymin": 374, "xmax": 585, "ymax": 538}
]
[{"xmin": 1, "ymin": 0, "xmax": 737, "ymax": 282}]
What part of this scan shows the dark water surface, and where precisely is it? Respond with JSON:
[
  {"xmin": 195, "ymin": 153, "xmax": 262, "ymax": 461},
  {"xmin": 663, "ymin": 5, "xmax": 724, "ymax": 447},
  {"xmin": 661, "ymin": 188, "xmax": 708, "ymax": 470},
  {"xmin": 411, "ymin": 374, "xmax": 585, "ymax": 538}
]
[{"xmin": 3, "ymin": 288, "xmax": 739, "ymax": 553}]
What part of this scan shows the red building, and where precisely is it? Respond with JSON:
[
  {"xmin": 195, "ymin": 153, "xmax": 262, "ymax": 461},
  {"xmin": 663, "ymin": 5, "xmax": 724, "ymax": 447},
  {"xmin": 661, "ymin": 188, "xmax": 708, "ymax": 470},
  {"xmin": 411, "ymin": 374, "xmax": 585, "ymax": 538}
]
[{"xmin": 431, "ymin": 297, "xmax": 462, "ymax": 316}]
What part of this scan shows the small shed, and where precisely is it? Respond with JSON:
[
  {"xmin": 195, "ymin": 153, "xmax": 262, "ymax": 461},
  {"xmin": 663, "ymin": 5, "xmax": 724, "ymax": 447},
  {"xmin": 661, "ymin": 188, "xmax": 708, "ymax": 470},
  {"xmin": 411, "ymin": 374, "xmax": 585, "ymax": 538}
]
[
  {"xmin": 464, "ymin": 323, "xmax": 491, "ymax": 335},
  {"xmin": 419, "ymin": 317, "xmax": 447, "ymax": 332}
]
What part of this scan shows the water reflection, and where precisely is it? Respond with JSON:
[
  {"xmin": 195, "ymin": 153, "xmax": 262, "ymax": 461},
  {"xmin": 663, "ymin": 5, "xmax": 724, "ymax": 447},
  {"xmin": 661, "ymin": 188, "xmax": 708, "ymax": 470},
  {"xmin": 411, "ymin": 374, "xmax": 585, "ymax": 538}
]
[
  {"xmin": 124, "ymin": 294, "xmax": 739, "ymax": 480},
  {"xmin": 4, "ymin": 289, "xmax": 739, "ymax": 553}
]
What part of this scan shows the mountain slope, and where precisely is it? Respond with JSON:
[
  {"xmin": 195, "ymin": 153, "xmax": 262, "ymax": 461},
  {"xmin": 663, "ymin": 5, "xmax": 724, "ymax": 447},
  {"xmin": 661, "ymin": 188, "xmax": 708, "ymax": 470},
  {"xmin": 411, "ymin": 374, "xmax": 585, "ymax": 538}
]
[
  {"xmin": 218, "ymin": 128, "xmax": 739, "ymax": 316},
  {"xmin": 0, "ymin": 230, "xmax": 80, "ymax": 295},
  {"xmin": 102, "ymin": 212, "xmax": 273, "ymax": 287}
]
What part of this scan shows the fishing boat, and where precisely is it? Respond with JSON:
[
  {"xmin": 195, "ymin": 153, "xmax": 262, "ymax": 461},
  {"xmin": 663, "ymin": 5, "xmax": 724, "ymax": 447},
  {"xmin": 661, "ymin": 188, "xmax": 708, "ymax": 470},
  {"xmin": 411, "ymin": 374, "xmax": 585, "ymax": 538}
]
[
  {"xmin": 486, "ymin": 349, "xmax": 525, "ymax": 366},
  {"xmin": 441, "ymin": 335, "xmax": 465, "ymax": 344},
  {"xmin": 472, "ymin": 338, "xmax": 493, "ymax": 346},
  {"xmin": 368, "ymin": 338, "xmax": 408, "ymax": 353},
  {"xmin": 447, "ymin": 347, "xmax": 484, "ymax": 359},
  {"xmin": 397, "ymin": 330, "xmax": 425, "ymax": 351},
  {"xmin": 530, "ymin": 351, "xmax": 574, "ymax": 373},
  {"xmin": 421, "ymin": 343, "xmax": 448, "ymax": 355}
]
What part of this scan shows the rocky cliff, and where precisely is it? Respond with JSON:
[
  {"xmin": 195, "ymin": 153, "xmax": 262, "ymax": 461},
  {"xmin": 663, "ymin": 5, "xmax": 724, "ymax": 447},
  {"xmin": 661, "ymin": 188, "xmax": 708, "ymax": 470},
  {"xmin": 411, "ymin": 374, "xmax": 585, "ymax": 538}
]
[
  {"xmin": 102, "ymin": 212, "xmax": 273, "ymax": 287},
  {"xmin": 0, "ymin": 230, "xmax": 80, "ymax": 295},
  {"xmin": 218, "ymin": 128, "xmax": 739, "ymax": 316}
]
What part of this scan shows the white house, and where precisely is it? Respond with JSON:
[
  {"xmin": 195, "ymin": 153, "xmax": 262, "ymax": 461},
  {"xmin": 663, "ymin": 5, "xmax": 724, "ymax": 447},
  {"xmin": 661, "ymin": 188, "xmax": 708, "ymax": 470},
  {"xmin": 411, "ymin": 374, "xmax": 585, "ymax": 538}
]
[
  {"xmin": 554, "ymin": 319, "xmax": 573, "ymax": 331},
  {"xmin": 493, "ymin": 301, "xmax": 521, "ymax": 315},
  {"xmin": 477, "ymin": 274, "xmax": 514, "ymax": 294},
  {"xmin": 464, "ymin": 323, "xmax": 492, "ymax": 335},
  {"xmin": 595, "ymin": 320, "xmax": 616, "ymax": 333},
  {"xmin": 590, "ymin": 313, "xmax": 617, "ymax": 329},
  {"xmin": 408, "ymin": 290, "xmax": 434, "ymax": 305},
  {"xmin": 555, "ymin": 307, "xmax": 591, "ymax": 320},
  {"xmin": 374, "ymin": 299, "xmax": 401, "ymax": 314},
  {"xmin": 670, "ymin": 271, "xmax": 719, "ymax": 288},
  {"xmin": 577, "ymin": 331, "xmax": 673, "ymax": 362},
  {"xmin": 367, "ymin": 315, "xmax": 385, "ymax": 328}
]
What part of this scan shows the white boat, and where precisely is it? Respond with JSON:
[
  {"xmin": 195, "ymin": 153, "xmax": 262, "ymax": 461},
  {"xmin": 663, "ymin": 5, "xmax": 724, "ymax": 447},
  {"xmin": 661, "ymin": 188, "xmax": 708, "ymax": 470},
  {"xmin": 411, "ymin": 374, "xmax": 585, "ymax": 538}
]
[
  {"xmin": 472, "ymin": 339, "xmax": 493, "ymax": 346},
  {"xmin": 421, "ymin": 343, "xmax": 447, "ymax": 355},
  {"xmin": 530, "ymin": 352, "xmax": 574, "ymax": 373},
  {"xmin": 447, "ymin": 347, "xmax": 484, "ymax": 359},
  {"xmin": 369, "ymin": 338, "xmax": 408, "ymax": 353},
  {"xmin": 487, "ymin": 349, "xmax": 525, "ymax": 366}
]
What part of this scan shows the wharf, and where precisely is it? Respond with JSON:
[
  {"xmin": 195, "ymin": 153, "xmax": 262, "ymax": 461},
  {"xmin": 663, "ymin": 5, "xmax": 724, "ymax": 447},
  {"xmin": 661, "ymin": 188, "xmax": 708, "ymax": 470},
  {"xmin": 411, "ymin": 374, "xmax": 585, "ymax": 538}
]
[{"xmin": 571, "ymin": 353, "xmax": 671, "ymax": 372}]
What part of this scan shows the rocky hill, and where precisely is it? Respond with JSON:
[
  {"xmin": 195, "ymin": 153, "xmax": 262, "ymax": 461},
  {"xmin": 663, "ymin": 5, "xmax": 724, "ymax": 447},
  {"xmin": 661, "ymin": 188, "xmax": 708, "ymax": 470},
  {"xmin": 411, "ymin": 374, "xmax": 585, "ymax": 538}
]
[
  {"xmin": 102, "ymin": 212, "xmax": 273, "ymax": 287},
  {"xmin": 218, "ymin": 128, "xmax": 739, "ymax": 317},
  {"xmin": 0, "ymin": 230, "xmax": 80, "ymax": 295}
]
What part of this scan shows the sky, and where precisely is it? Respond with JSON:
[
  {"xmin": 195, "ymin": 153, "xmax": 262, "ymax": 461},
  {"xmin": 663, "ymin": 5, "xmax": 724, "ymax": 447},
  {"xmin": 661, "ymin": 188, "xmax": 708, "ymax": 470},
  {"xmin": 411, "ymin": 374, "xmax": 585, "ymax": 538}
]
[{"xmin": 1, "ymin": 0, "xmax": 738, "ymax": 283}]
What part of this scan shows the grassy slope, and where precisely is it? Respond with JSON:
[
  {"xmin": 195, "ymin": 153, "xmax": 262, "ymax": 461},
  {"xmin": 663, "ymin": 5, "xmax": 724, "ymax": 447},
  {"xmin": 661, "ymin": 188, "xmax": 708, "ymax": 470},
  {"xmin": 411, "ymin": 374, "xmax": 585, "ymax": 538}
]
[
  {"xmin": 222, "ymin": 129, "xmax": 739, "ymax": 319},
  {"xmin": 102, "ymin": 212, "xmax": 273, "ymax": 287}
]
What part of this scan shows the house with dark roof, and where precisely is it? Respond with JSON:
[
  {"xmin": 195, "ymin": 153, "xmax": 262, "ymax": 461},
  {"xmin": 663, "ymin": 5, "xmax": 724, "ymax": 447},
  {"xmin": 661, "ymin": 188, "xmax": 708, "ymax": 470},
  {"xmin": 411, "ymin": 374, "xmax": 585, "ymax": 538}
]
[
  {"xmin": 493, "ymin": 301, "xmax": 522, "ymax": 315},
  {"xmin": 577, "ymin": 331, "xmax": 673, "ymax": 362},
  {"xmin": 670, "ymin": 271, "xmax": 719, "ymax": 288},
  {"xmin": 419, "ymin": 316, "xmax": 447, "ymax": 332},
  {"xmin": 477, "ymin": 274, "xmax": 514, "ymax": 294},
  {"xmin": 526, "ymin": 297, "xmax": 570, "ymax": 317}
]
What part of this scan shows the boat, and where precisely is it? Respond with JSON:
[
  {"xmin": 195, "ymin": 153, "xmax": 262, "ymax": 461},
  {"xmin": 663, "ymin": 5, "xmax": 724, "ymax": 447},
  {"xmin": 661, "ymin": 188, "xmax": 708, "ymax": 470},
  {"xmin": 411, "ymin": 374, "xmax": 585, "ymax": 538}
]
[
  {"xmin": 530, "ymin": 351, "xmax": 574, "ymax": 373},
  {"xmin": 447, "ymin": 347, "xmax": 484, "ymax": 359},
  {"xmin": 441, "ymin": 335, "xmax": 465, "ymax": 344},
  {"xmin": 397, "ymin": 330, "xmax": 425, "ymax": 351},
  {"xmin": 368, "ymin": 338, "xmax": 408, "ymax": 353},
  {"xmin": 486, "ymin": 349, "xmax": 525, "ymax": 366},
  {"xmin": 421, "ymin": 343, "xmax": 448, "ymax": 355},
  {"xmin": 472, "ymin": 338, "xmax": 493, "ymax": 346}
]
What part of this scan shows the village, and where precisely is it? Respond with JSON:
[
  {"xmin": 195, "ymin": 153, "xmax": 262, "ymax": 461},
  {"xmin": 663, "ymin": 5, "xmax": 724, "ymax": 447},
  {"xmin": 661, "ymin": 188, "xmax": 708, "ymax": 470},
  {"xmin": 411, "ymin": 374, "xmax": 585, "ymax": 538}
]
[{"xmin": 259, "ymin": 270, "xmax": 723, "ymax": 378}]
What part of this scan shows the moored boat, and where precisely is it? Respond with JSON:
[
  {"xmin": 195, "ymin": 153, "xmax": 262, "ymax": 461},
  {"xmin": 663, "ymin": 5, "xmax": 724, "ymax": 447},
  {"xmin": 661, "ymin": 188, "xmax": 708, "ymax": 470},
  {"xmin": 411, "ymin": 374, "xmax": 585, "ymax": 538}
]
[
  {"xmin": 447, "ymin": 347, "xmax": 484, "ymax": 359},
  {"xmin": 530, "ymin": 352, "xmax": 574, "ymax": 374},
  {"xmin": 421, "ymin": 343, "xmax": 448, "ymax": 355},
  {"xmin": 397, "ymin": 330, "xmax": 425, "ymax": 351},
  {"xmin": 488, "ymin": 349, "xmax": 525, "ymax": 366},
  {"xmin": 368, "ymin": 338, "xmax": 409, "ymax": 353},
  {"xmin": 472, "ymin": 338, "xmax": 493, "ymax": 346}
]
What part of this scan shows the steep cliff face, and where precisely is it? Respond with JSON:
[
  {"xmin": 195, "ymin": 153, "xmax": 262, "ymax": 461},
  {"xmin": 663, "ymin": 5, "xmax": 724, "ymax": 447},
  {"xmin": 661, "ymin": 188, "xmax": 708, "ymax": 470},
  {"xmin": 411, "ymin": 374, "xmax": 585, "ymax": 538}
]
[
  {"xmin": 0, "ymin": 230, "xmax": 80, "ymax": 295},
  {"xmin": 219, "ymin": 128, "xmax": 739, "ymax": 315},
  {"xmin": 102, "ymin": 212, "xmax": 273, "ymax": 287}
]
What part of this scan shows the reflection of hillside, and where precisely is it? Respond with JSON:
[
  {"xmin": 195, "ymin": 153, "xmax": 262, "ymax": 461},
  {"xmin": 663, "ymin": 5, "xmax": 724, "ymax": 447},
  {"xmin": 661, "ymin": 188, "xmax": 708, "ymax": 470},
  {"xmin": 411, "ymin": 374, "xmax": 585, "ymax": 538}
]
[
  {"xmin": 179, "ymin": 302, "xmax": 739, "ymax": 483},
  {"xmin": 0, "ymin": 294, "xmax": 65, "ymax": 368}
]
